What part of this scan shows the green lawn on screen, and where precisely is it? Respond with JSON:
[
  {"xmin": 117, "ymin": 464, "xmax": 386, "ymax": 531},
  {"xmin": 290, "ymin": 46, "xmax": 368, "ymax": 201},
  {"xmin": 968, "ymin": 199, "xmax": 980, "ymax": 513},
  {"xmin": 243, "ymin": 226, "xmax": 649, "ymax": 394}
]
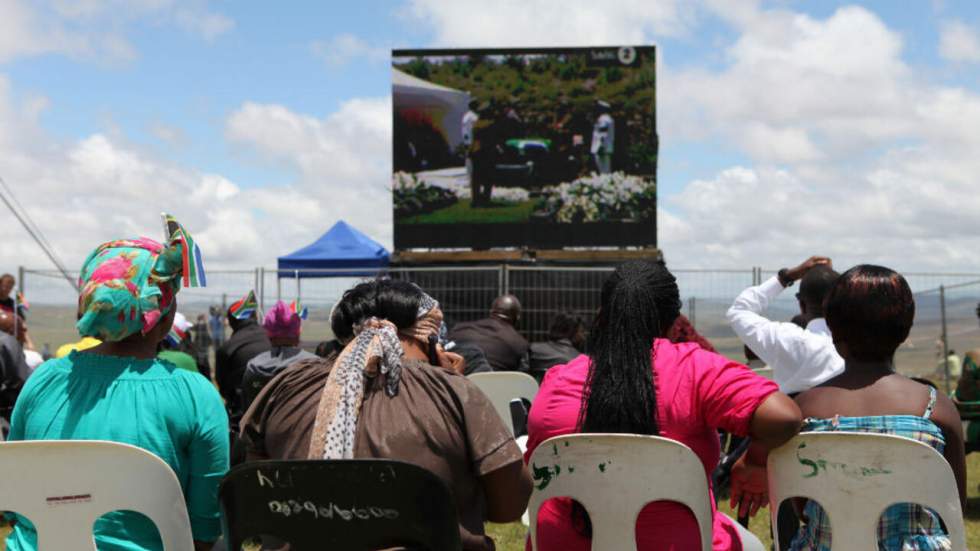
[{"xmin": 400, "ymin": 198, "xmax": 537, "ymax": 224}]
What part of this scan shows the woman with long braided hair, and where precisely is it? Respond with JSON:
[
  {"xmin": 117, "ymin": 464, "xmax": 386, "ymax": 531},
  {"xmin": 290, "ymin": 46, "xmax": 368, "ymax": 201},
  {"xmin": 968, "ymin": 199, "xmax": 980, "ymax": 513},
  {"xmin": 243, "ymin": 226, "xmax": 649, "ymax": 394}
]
[{"xmin": 525, "ymin": 260, "xmax": 802, "ymax": 550}]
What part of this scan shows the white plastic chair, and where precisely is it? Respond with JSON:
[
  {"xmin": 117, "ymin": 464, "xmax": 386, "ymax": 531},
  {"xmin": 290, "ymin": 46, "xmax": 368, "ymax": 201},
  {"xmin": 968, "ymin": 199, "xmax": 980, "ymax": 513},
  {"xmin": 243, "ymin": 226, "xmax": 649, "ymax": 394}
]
[
  {"xmin": 467, "ymin": 371, "xmax": 539, "ymax": 435},
  {"xmin": 527, "ymin": 434, "xmax": 712, "ymax": 551},
  {"xmin": 768, "ymin": 432, "xmax": 966, "ymax": 549},
  {"xmin": 0, "ymin": 440, "xmax": 194, "ymax": 550}
]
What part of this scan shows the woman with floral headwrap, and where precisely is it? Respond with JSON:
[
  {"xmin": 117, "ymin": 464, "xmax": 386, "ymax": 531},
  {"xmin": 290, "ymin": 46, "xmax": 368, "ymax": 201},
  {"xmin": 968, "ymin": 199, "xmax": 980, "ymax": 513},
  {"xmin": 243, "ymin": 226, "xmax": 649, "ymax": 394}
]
[
  {"xmin": 5, "ymin": 222, "xmax": 229, "ymax": 551},
  {"xmin": 241, "ymin": 279, "xmax": 533, "ymax": 551}
]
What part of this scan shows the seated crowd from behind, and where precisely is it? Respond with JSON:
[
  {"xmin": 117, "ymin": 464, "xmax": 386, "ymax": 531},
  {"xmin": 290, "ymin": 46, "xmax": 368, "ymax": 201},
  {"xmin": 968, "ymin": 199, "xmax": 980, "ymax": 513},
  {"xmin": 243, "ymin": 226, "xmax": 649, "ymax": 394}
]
[
  {"xmin": 529, "ymin": 312, "xmax": 585, "ymax": 381},
  {"xmin": 215, "ymin": 291, "xmax": 271, "ymax": 423},
  {"xmin": 5, "ymin": 228, "xmax": 229, "ymax": 551},
  {"xmin": 450, "ymin": 294, "xmax": 530, "ymax": 373},
  {"xmin": 0, "ymin": 309, "xmax": 30, "ymax": 414},
  {"xmin": 241, "ymin": 279, "xmax": 532, "ymax": 550},
  {"xmin": 788, "ymin": 265, "xmax": 965, "ymax": 549},
  {"xmin": 526, "ymin": 260, "xmax": 803, "ymax": 551},
  {"xmin": 727, "ymin": 256, "xmax": 844, "ymax": 396},
  {"xmin": 240, "ymin": 299, "xmax": 317, "ymax": 412},
  {"xmin": 1, "ymin": 243, "xmax": 969, "ymax": 550}
]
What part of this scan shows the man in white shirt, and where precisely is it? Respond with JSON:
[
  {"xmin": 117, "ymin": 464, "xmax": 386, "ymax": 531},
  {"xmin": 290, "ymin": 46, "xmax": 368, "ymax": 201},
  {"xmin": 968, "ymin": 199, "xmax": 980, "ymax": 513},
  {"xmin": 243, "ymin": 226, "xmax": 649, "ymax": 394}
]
[
  {"xmin": 727, "ymin": 256, "xmax": 844, "ymax": 395},
  {"xmin": 591, "ymin": 100, "xmax": 614, "ymax": 174},
  {"xmin": 461, "ymin": 100, "xmax": 479, "ymax": 193}
]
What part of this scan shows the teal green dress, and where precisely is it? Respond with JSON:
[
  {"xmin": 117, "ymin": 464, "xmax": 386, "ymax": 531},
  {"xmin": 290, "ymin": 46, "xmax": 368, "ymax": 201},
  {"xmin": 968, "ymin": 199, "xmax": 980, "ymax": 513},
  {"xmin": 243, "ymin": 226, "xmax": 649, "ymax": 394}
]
[{"xmin": 5, "ymin": 351, "xmax": 230, "ymax": 550}]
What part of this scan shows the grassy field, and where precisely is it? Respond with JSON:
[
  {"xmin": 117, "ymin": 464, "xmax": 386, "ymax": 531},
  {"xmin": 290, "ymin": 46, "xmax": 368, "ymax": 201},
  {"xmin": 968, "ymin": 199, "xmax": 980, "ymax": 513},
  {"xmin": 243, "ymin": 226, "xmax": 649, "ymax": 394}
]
[
  {"xmin": 486, "ymin": 450, "xmax": 980, "ymax": 550},
  {"xmin": 400, "ymin": 198, "xmax": 537, "ymax": 224}
]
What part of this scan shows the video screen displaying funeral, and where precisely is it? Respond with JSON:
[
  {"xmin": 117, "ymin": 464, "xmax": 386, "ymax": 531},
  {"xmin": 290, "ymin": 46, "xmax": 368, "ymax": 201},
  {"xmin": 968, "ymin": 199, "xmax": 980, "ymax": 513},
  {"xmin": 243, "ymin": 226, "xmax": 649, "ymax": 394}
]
[{"xmin": 392, "ymin": 46, "xmax": 658, "ymax": 250}]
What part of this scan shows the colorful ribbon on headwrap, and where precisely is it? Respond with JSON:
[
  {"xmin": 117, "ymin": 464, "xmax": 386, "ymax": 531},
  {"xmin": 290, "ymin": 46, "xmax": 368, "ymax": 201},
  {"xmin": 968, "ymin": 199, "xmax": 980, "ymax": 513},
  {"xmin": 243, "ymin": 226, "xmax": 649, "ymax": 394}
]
[
  {"xmin": 308, "ymin": 290, "xmax": 444, "ymax": 459},
  {"xmin": 76, "ymin": 216, "xmax": 205, "ymax": 343}
]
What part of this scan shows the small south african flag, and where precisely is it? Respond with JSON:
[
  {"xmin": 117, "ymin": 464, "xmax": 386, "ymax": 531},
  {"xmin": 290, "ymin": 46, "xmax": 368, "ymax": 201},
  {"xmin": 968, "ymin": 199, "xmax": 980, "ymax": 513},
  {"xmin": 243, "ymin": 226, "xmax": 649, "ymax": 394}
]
[
  {"xmin": 230, "ymin": 290, "xmax": 258, "ymax": 320},
  {"xmin": 161, "ymin": 213, "xmax": 207, "ymax": 288},
  {"xmin": 290, "ymin": 299, "xmax": 309, "ymax": 321},
  {"xmin": 15, "ymin": 291, "xmax": 29, "ymax": 311}
]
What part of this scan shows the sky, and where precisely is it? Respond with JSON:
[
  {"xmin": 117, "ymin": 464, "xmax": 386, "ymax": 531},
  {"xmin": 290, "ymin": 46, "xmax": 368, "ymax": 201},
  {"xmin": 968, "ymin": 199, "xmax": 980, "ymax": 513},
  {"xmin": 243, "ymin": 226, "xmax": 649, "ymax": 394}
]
[{"xmin": 3, "ymin": 0, "xmax": 980, "ymax": 276}]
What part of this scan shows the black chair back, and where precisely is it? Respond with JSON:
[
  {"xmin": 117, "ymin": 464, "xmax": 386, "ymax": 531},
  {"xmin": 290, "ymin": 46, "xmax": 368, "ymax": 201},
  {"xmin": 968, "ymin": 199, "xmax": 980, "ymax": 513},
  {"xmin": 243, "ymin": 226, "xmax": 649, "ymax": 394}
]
[{"xmin": 219, "ymin": 459, "xmax": 462, "ymax": 551}]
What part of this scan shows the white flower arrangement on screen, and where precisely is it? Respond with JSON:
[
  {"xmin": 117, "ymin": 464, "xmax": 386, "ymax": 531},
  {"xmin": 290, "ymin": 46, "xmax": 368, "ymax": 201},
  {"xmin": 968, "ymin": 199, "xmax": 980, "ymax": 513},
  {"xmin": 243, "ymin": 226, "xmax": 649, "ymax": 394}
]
[
  {"xmin": 454, "ymin": 185, "xmax": 530, "ymax": 203},
  {"xmin": 542, "ymin": 172, "xmax": 655, "ymax": 222}
]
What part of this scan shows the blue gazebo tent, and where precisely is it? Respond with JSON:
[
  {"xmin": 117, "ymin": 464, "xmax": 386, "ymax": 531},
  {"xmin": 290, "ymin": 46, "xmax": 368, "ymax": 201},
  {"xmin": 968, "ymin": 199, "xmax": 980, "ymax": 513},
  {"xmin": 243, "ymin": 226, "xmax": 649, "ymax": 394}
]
[{"xmin": 277, "ymin": 221, "xmax": 389, "ymax": 277}]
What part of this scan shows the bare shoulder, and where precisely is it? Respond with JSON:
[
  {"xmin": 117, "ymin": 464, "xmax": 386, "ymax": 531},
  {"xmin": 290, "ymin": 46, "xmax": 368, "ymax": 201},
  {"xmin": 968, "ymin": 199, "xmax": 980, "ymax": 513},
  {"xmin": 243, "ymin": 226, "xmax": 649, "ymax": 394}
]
[{"xmin": 793, "ymin": 386, "xmax": 836, "ymax": 417}]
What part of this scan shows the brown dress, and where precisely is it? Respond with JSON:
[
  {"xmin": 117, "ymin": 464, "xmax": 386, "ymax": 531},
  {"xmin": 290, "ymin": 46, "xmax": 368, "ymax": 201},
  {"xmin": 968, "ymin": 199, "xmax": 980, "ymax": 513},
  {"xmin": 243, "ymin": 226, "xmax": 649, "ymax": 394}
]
[{"xmin": 240, "ymin": 356, "xmax": 522, "ymax": 547}]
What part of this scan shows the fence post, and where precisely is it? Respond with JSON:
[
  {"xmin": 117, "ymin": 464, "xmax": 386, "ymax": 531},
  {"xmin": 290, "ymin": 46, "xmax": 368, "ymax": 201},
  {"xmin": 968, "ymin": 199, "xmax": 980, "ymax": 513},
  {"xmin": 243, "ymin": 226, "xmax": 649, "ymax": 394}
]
[
  {"xmin": 276, "ymin": 270, "xmax": 282, "ymax": 301},
  {"xmin": 258, "ymin": 266, "xmax": 265, "ymax": 312},
  {"xmin": 295, "ymin": 270, "xmax": 301, "ymax": 304},
  {"xmin": 688, "ymin": 296, "xmax": 696, "ymax": 329},
  {"xmin": 17, "ymin": 266, "xmax": 24, "ymax": 294},
  {"xmin": 501, "ymin": 265, "xmax": 509, "ymax": 296},
  {"xmin": 940, "ymin": 285, "xmax": 951, "ymax": 394}
]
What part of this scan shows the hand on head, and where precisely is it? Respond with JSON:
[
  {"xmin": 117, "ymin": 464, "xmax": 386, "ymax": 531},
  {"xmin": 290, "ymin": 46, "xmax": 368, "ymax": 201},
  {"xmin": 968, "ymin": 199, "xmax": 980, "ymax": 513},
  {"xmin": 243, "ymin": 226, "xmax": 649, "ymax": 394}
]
[{"xmin": 785, "ymin": 256, "xmax": 833, "ymax": 282}]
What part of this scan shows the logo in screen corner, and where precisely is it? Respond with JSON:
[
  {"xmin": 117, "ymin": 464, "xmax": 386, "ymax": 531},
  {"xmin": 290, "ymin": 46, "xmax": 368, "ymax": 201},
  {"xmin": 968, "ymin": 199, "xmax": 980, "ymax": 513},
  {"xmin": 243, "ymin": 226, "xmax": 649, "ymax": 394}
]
[{"xmin": 617, "ymin": 47, "xmax": 637, "ymax": 65}]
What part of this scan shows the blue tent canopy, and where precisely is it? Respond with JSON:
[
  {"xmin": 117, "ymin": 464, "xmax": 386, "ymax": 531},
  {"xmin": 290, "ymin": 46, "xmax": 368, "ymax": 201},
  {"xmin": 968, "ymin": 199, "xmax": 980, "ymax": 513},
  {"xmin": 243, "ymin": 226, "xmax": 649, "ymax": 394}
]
[{"xmin": 277, "ymin": 221, "xmax": 389, "ymax": 277}]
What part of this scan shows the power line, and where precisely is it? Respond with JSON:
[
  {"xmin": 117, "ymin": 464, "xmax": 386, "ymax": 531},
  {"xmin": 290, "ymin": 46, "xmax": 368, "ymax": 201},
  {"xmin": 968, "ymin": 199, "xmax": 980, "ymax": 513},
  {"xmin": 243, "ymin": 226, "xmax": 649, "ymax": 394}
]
[
  {"xmin": 0, "ymin": 174, "xmax": 64, "ymax": 274},
  {"xmin": 0, "ymin": 174, "xmax": 78, "ymax": 291}
]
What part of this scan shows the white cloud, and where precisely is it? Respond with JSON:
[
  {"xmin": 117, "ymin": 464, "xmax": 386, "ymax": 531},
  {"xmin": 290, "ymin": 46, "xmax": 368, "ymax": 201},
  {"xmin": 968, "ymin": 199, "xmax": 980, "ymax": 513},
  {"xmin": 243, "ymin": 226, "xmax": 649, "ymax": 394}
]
[
  {"xmin": 174, "ymin": 8, "xmax": 236, "ymax": 41},
  {"xmin": 0, "ymin": 73, "xmax": 389, "ymax": 276},
  {"xmin": 311, "ymin": 34, "xmax": 388, "ymax": 68},
  {"xmin": 0, "ymin": 0, "xmax": 234, "ymax": 63},
  {"xmin": 402, "ymin": 0, "xmax": 696, "ymax": 46},
  {"xmin": 224, "ymin": 98, "xmax": 394, "ymax": 246},
  {"xmin": 148, "ymin": 122, "xmax": 188, "ymax": 147},
  {"xmin": 655, "ymin": 4, "xmax": 980, "ymax": 272},
  {"xmin": 939, "ymin": 20, "xmax": 980, "ymax": 63}
]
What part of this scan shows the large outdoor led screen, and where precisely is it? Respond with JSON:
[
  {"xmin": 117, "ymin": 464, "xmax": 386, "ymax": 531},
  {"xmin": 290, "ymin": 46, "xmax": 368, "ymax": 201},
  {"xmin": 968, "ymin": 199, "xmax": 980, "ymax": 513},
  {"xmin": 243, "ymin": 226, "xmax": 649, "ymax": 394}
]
[{"xmin": 392, "ymin": 46, "xmax": 657, "ymax": 250}]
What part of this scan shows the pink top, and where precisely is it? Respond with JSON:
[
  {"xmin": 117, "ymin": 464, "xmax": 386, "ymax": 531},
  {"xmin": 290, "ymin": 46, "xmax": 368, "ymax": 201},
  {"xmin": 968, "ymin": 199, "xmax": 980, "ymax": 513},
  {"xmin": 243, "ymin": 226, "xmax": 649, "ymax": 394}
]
[{"xmin": 525, "ymin": 339, "xmax": 778, "ymax": 551}]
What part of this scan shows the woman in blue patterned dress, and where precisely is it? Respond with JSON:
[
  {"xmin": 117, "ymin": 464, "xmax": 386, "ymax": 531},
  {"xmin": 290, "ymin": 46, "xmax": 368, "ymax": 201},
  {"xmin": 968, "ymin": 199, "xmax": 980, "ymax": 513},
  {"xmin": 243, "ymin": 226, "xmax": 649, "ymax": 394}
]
[{"xmin": 790, "ymin": 265, "xmax": 966, "ymax": 550}]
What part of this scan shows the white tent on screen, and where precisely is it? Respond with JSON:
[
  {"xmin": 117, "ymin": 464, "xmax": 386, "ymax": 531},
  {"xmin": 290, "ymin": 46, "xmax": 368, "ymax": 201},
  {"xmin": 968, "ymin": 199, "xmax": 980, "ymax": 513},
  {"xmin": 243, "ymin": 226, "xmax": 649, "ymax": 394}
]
[{"xmin": 393, "ymin": 67, "xmax": 470, "ymax": 153}]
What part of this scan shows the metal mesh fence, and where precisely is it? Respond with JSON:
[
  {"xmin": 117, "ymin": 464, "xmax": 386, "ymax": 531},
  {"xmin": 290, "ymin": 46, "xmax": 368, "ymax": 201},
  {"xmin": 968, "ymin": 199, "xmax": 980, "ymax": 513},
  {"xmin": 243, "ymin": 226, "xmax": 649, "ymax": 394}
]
[{"xmin": 16, "ymin": 266, "xmax": 980, "ymax": 381}]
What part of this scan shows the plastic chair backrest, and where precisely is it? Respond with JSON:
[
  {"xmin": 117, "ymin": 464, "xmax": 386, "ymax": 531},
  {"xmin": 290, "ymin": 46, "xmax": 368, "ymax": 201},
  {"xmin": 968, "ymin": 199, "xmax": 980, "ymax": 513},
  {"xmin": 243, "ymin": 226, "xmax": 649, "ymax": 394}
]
[
  {"xmin": 467, "ymin": 371, "xmax": 539, "ymax": 435},
  {"xmin": 219, "ymin": 459, "xmax": 462, "ymax": 551},
  {"xmin": 768, "ymin": 432, "xmax": 966, "ymax": 549},
  {"xmin": 527, "ymin": 434, "xmax": 712, "ymax": 551},
  {"xmin": 0, "ymin": 440, "xmax": 193, "ymax": 550}
]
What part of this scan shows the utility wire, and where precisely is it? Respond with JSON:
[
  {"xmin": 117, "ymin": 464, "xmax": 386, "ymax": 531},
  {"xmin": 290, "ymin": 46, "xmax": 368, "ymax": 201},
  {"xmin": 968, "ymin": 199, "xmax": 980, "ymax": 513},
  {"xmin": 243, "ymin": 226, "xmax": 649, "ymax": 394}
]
[
  {"xmin": 0, "ymin": 174, "xmax": 64, "ymax": 274},
  {"xmin": 0, "ymin": 174, "xmax": 78, "ymax": 291}
]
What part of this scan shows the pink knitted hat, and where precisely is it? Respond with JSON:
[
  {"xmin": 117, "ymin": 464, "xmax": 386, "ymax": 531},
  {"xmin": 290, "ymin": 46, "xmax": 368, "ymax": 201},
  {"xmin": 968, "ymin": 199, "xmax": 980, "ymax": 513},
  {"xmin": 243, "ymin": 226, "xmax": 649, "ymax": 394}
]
[{"xmin": 263, "ymin": 300, "xmax": 301, "ymax": 339}]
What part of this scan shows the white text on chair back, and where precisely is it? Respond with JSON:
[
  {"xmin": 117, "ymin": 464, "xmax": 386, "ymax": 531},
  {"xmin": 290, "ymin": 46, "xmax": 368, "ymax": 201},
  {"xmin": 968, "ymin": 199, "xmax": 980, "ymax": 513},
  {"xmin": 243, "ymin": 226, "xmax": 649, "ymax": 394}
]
[
  {"xmin": 467, "ymin": 372, "xmax": 539, "ymax": 435},
  {"xmin": 0, "ymin": 440, "xmax": 195, "ymax": 550},
  {"xmin": 527, "ymin": 434, "xmax": 713, "ymax": 551},
  {"xmin": 767, "ymin": 432, "xmax": 965, "ymax": 549}
]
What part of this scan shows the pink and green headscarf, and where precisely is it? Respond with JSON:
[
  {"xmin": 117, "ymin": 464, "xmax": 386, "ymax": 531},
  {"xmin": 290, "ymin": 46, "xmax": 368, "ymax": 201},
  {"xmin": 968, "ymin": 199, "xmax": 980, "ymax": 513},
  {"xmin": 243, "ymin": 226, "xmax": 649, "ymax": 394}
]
[{"xmin": 76, "ymin": 217, "xmax": 205, "ymax": 342}]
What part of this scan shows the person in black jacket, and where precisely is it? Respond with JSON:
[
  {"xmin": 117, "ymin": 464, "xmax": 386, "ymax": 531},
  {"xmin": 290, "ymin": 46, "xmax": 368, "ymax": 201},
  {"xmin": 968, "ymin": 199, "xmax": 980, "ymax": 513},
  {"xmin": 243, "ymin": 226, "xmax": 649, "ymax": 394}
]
[
  {"xmin": 215, "ymin": 305, "xmax": 270, "ymax": 420},
  {"xmin": 240, "ymin": 301, "xmax": 317, "ymax": 412},
  {"xmin": 0, "ymin": 310, "xmax": 30, "ymax": 423},
  {"xmin": 449, "ymin": 295, "xmax": 529, "ymax": 372},
  {"xmin": 529, "ymin": 312, "xmax": 585, "ymax": 381}
]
